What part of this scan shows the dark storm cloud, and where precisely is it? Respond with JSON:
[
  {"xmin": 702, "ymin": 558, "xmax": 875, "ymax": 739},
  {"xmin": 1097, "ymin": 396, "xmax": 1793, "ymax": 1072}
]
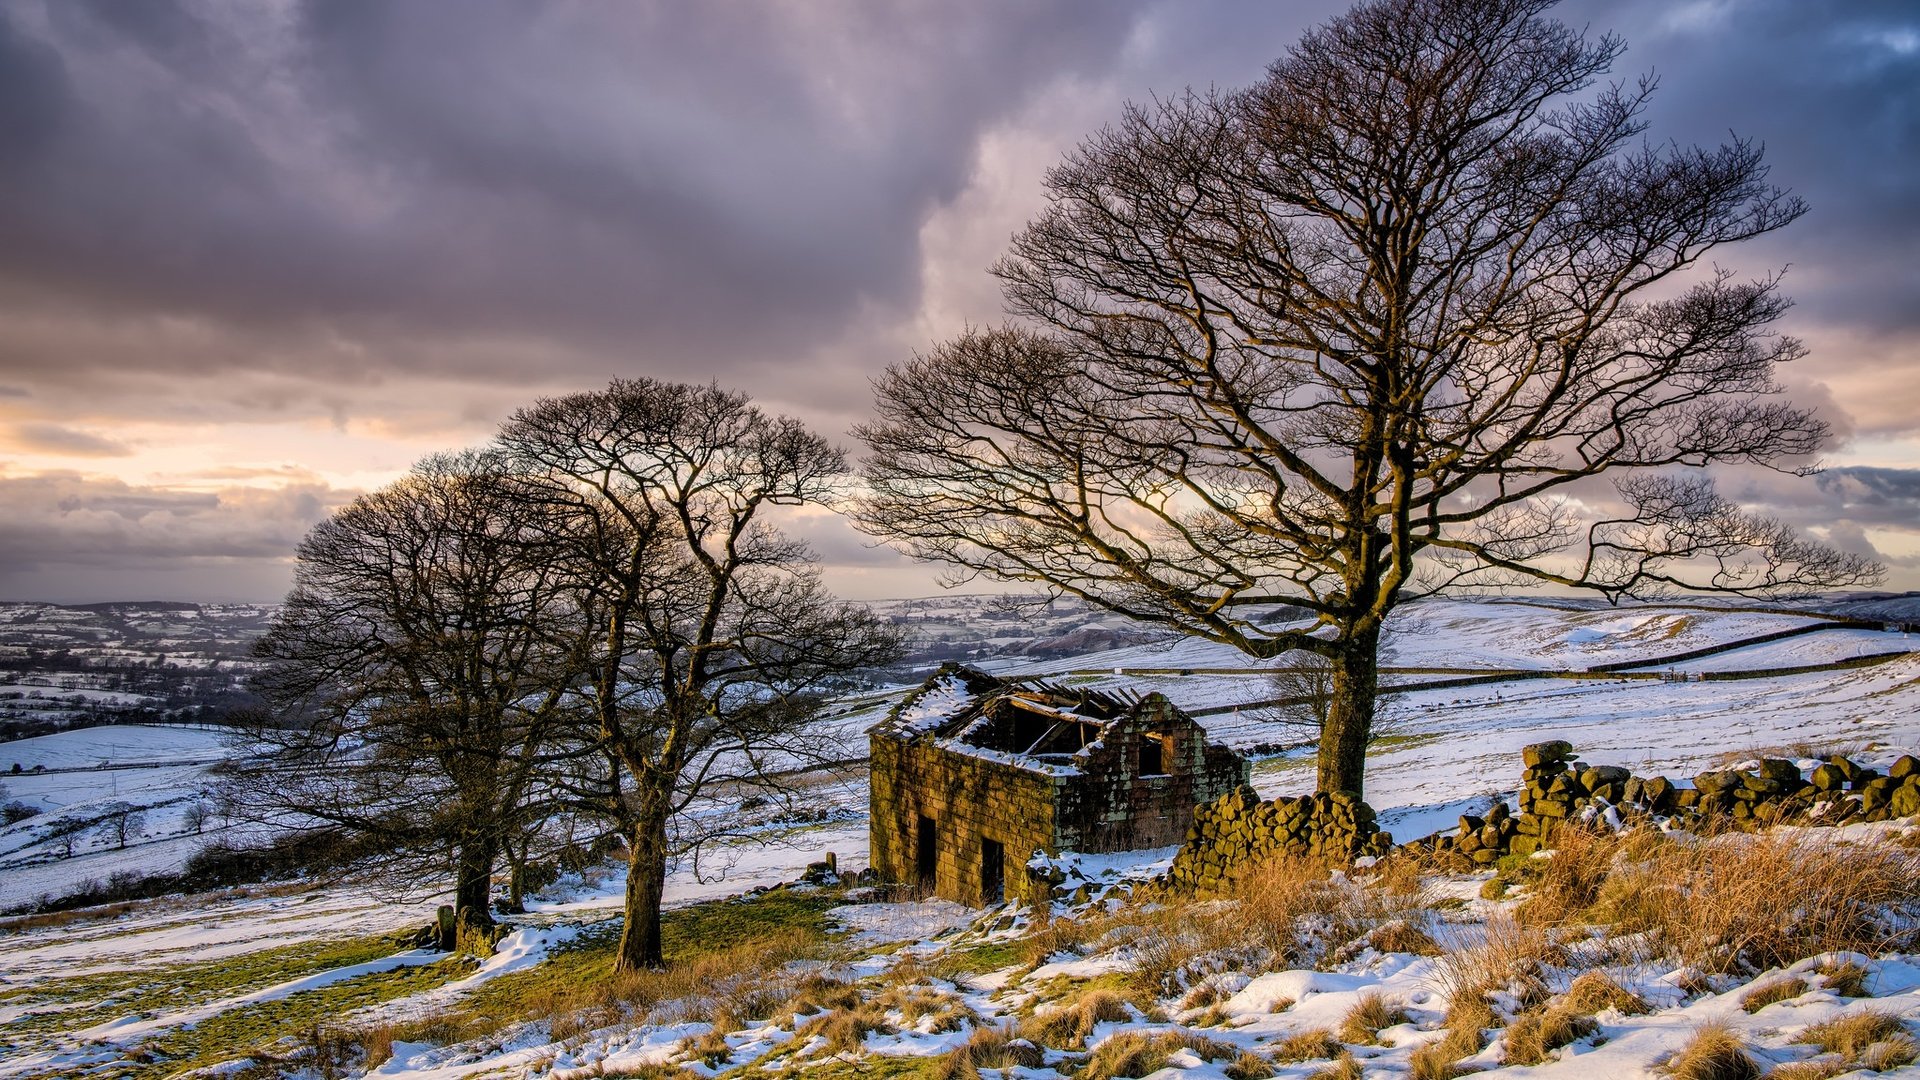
[
  {"xmin": 1561, "ymin": 0, "xmax": 1920, "ymax": 338},
  {"xmin": 1814, "ymin": 466, "xmax": 1920, "ymax": 528},
  {"xmin": 0, "ymin": 0, "xmax": 1152, "ymax": 400},
  {"xmin": 1, "ymin": 0, "xmax": 1917, "ymax": 599}
]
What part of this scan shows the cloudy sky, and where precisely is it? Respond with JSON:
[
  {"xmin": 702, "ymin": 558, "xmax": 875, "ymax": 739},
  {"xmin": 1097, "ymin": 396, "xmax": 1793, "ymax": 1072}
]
[{"xmin": 0, "ymin": 0, "xmax": 1916, "ymax": 603}]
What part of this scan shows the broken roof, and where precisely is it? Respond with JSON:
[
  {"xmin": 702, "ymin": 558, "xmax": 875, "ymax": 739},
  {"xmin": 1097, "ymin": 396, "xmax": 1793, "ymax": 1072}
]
[{"xmin": 872, "ymin": 662, "xmax": 1170, "ymax": 775}]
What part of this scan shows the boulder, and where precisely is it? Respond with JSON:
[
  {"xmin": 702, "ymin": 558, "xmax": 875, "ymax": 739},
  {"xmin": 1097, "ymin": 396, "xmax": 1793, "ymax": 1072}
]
[{"xmin": 1523, "ymin": 740, "xmax": 1573, "ymax": 768}]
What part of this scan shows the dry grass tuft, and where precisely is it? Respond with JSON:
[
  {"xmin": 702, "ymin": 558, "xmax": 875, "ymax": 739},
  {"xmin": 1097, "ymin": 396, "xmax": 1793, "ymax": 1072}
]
[
  {"xmin": 1338, "ymin": 991, "xmax": 1411, "ymax": 1045},
  {"xmin": 1271, "ymin": 1027, "xmax": 1344, "ymax": 1063},
  {"xmin": 1593, "ymin": 832, "xmax": 1920, "ymax": 973},
  {"xmin": 1766, "ymin": 1057, "xmax": 1849, "ymax": 1080},
  {"xmin": 1431, "ymin": 913, "xmax": 1556, "ymax": 1008},
  {"xmin": 1018, "ymin": 988, "xmax": 1132, "ymax": 1049},
  {"xmin": 1517, "ymin": 824, "xmax": 1627, "ymax": 926},
  {"xmin": 1865, "ymin": 1034, "xmax": 1919, "ymax": 1070},
  {"xmin": 1500, "ymin": 1004, "xmax": 1596, "ymax": 1066},
  {"xmin": 795, "ymin": 1002, "xmax": 893, "ymax": 1056},
  {"xmin": 951, "ymin": 1024, "xmax": 1046, "ymax": 1071},
  {"xmin": 1079, "ymin": 1030, "xmax": 1237, "ymax": 1080},
  {"xmin": 1223, "ymin": 1049, "xmax": 1277, "ymax": 1080},
  {"xmin": 1302, "ymin": 1052, "xmax": 1363, "ymax": 1080},
  {"xmin": 1562, "ymin": 970, "xmax": 1650, "ymax": 1016},
  {"xmin": 1816, "ymin": 961, "xmax": 1871, "ymax": 998},
  {"xmin": 1738, "ymin": 976, "xmax": 1808, "ymax": 1013},
  {"xmin": 782, "ymin": 974, "xmax": 863, "ymax": 1023},
  {"xmin": 1367, "ymin": 918, "xmax": 1443, "ymax": 956},
  {"xmin": 1795, "ymin": 1009, "xmax": 1908, "ymax": 1060},
  {"xmin": 1408, "ymin": 1023, "xmax": 1483, "ymax": 1080},
  {"xmin": 1666, "ymin": 1022, "xmax": 1762, "ymax": 1080}
]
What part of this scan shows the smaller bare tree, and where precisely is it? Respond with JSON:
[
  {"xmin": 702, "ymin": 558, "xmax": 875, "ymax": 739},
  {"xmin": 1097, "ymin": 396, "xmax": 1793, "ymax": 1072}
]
[
  {"xmin": 94, "ymin": 803, "xmax": 144, "ymax": 850},
  {"xmin": 182, "ymin": 799, "xmax": 212, "ymax": 835}
]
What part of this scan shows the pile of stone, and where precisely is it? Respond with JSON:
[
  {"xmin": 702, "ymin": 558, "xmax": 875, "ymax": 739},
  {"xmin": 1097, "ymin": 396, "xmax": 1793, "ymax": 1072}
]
[
  {"xmin": 1410, "ymin": 743, "xmax": 1920, "ymax": 869},
  {"xmin": 1420, "ymin": 802, "xmax": 1521, "ymax": 864},
  {"xmin": 1162, "ymin": 744, "xmax": 1920, "ymax": 892},
  {"xmin": 1685, "ymin": 753, "xmax": 1920, "ymax": 824},
  {"xmin": 1163, "ymin": 785, "xmax": 1392, "ymax": 894}
]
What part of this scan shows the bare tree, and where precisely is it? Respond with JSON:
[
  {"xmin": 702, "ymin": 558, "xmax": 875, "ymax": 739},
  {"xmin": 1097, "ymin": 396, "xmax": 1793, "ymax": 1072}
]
[
  {"xmin": 95, "ymin": 802, "xmax": 144, "ymax": 850},
  {"xmin": 853, "ymin": 0, "xmax": 1880, "ymax": 799},
  {"xmin": 498, "ymin": 379, "xmax": 899, "ymax": 971},
  {"xmin": 244, "ymin": 450, "xmax": 582, "ymax": 936},
  {"xmin": 182, "ymin": 798, "xmax": 213, "ymax": 835}
]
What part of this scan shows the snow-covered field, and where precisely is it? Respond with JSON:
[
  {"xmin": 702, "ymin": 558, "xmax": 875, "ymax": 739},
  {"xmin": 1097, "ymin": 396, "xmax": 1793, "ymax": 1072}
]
[{"xmin": 4, "ymin": 597, "xmax": 1920, "ymax": 1079}]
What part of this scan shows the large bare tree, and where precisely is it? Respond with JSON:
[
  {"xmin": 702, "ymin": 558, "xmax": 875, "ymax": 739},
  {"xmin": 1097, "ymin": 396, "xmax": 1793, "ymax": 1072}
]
[
  {"xmin": 247, "ymin": 451, "xmax": 580, "ymax": 937},
  {"xmin": 853, "ymin": 0, "xmax": 1879, "ymax": 799},
  {"xmin": 498, "ymin": 379, "xmax": 898, "ymax": 971}
]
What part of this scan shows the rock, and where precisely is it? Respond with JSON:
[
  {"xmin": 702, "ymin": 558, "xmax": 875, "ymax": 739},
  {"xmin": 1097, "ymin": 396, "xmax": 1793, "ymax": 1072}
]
[
  {"xmin": 1757, "ymin": 758, "xmax": 1801, "ymax": 785},
  {"xmin": 1893, "ymin": 784, "xmax": 1920, "ymax": 819},
  {"xmin": 1828, "ymin": 756, "xmax": 1862, "ymax": 782},
  {"xmin": 1810, "ymin": 763, "xmax": 1846, "ymax": 791},
  {"xmin": 1694, "ymin": 770, "xmax": 1737, "ymax": 793},
  {"xmin": 1894, "ymin": 756, "xmax": 1920, "ymax": 781},
  {"xmin": 1523, "ymin": 740, "xmax": 1573, "ymax": 768},
  {"xmin": 1643, "ymin": 776, "xmax": 1674, "ymax": 808}
]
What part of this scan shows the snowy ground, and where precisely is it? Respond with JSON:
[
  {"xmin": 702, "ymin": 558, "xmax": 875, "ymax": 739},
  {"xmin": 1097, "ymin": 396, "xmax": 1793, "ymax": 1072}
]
[{"xmin": 5, "ymin": 598, "xmax": 1920, "ymax": 1079}]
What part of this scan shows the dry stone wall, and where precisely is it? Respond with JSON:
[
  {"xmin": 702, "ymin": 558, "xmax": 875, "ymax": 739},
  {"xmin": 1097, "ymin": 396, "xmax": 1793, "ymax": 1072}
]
[
  {"xmin": 1162, "ymin": 785, "xmax": 1393, "ymax": 894},
  {"xmin": 1158, "ymin": 741, "xmax": 1920, "ymax": 894},
  {"xmin": 1408, "ymin": 740, "xmax": 1920, "ymax": 867}
]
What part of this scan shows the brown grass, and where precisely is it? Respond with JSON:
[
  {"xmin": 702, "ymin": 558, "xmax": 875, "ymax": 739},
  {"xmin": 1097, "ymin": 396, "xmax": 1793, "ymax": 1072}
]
[
  {"xmin": 1795, "ymin": 1010, "xmax": 1908, "ymax": 1060},
  {"xmin": 1593, "ymin": 832, "xmax": 1920, "ymax": 973},
  {"xmin": 795, "ymin": 1002, "xmax": 894, "ymax": 1055},
  {"xmin": 1079, "ymin": 1030, "xmax": 1237, "ymax": 1080},
  {"xmin": 949, "ymin": 1024, "xmax": 1046, "ymax": 1071},
  {"xmin": 1223, "ymin": 1050, "xmax": 1276, "ymax": 1080},
  {"xmin": 1738, "ymin": 976, "xmax": 1808, "ymax": 1013},
  {"xmin": 1431, "ymin": 912, "xmax": 1556, "ymax": 1008},
  {"xmin": 1666, "ymin": 1022, "xmax": 1762, "ymax": 1080},
  {"xmin": 1816, "ymin": 961, "xmax": 1870, "ymax": 998},
  {"xmin": 1866, "ymin": 1034, "xmax": 1919, "ymax": 1070},
  {"xmin": 1017, "ymin": 988, "xmax": 1132, "ymax": 1049},
  {"xmin": 1302, "ymin": 1053, "xmax": 1362, "ymax": 1080},
  {"xmin": 1562, "ymin": 970, "xmax": 1650, "ymax": 1015},
  {"xmin": 1271, "ymin": 1027, "xmax": 1344, "ymax": 1063},
  {"xmin": 1232, "ymin": 853, "xmax": 1422, "ymax": 964},
  {"xmin": 1766, "ymin": 1058, "xmax": 1850, "ymax": 1080},
  {"xmin": 1338, "ymin": 991, "xmax": 1410, "ymax": 1045},
  {"xmin": 1366, "ymin": 919, "xmax": 1443, "ymax": 956},
  {"xmin": 1517, "ymin": 824, "xmax": 1627, "ymax": 926},
  {"xmin": 1500, "ymin": 1005, "xmax": 1596, "ymax": 1066},
  {"xmin": 1408, "ymin": 1024, "xmax": 1482, "ymax": 1080}
]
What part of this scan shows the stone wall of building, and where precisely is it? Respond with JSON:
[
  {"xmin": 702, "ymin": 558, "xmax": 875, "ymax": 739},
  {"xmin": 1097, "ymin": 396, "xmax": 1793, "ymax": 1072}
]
[
  {"xmin": 1056, "ymin": 697, "xmax": 1249, "ymax": 853},
  {"xmin": 869, "ymin": 735, "xmax": 1066, "ymax": 907}
]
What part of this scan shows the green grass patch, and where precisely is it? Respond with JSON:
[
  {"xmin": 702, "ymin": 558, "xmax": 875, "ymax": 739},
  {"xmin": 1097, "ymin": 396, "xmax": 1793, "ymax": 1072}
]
[
  {"xmin": 113, "ymin": 955, "xmax": 478, "ymax": 1079},
  {"xmin": 937, "ymin": 940, "xmax": 1026, "ymax": 975},
  {"xmin": 0, "ymin": 931, "xmax": 417, "ymax": 1041},
  {"xmin": 437, "ymin": 887, "xmax": 847, "ymax": 1033}
]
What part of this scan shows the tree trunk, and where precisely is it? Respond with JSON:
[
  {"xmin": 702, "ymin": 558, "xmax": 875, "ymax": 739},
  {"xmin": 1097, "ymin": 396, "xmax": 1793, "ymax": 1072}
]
[
  {"xmin": 615, "ymin": 804, "xmax": 670, "ymax": 971},
  {"xmin": 453, "ymin": 838, "xmax": 497, "ymax": 929},
  {"xmin": 1316, "ymin": 624, "xmax": 1380, "ymax": 798}
]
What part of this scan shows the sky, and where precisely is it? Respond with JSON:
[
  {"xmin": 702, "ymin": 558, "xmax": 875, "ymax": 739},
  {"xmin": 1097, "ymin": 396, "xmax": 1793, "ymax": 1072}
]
[{"xmin": 0, "ymin": 0, "xmax": 1916, "ymax": 604}]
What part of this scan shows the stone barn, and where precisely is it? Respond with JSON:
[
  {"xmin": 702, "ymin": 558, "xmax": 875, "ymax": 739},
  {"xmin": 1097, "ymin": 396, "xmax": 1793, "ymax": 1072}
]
[{"xmin": 868, "ymin": 663, "xmax": 1249, "ymax": 906}]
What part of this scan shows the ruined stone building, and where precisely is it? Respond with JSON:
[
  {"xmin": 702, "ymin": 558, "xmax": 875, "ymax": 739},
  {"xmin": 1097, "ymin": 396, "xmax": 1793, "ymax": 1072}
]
[{"xmin": 868, "ymin": 663, "xmax": 1249, "ymax": 906}]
